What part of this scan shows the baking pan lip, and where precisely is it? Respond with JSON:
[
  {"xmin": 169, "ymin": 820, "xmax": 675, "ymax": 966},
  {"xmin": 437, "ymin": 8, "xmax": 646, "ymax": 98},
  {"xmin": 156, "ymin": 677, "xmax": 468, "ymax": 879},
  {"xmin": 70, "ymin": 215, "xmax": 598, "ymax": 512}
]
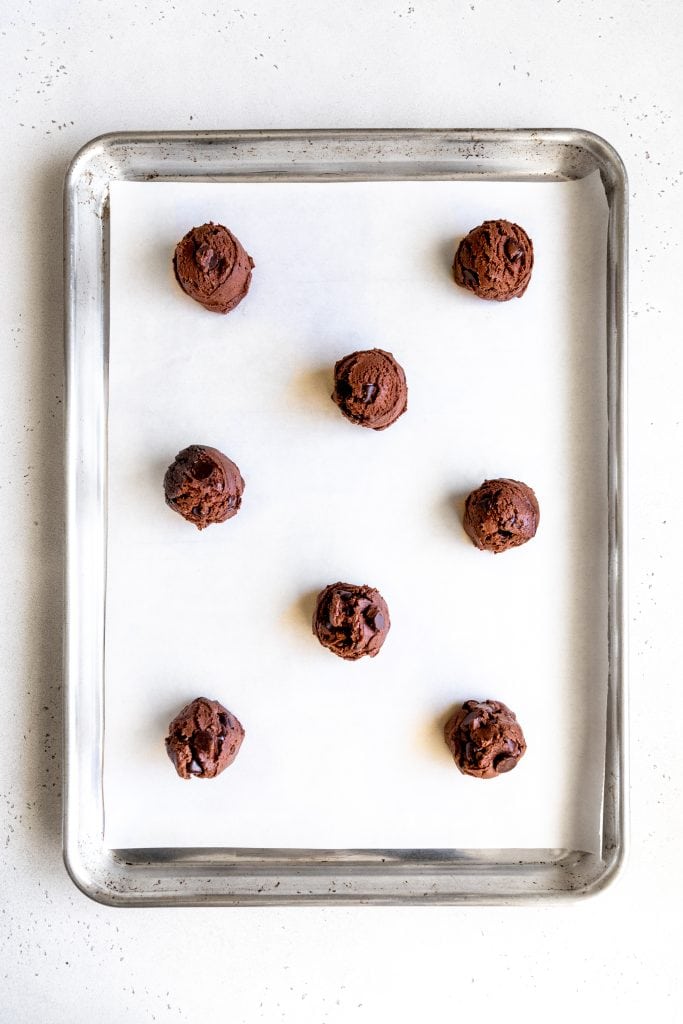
[{"xmin": 63, "ymin": 845, "xmax": 626, "ymax": 908}]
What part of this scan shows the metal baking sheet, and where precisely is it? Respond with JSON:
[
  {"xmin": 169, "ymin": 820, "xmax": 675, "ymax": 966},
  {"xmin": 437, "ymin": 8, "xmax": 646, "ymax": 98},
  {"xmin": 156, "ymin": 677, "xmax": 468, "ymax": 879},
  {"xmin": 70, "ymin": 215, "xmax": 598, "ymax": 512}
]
[{"xmin": 64, "ymin": 129, "xmax": 628, "ymax": 905}]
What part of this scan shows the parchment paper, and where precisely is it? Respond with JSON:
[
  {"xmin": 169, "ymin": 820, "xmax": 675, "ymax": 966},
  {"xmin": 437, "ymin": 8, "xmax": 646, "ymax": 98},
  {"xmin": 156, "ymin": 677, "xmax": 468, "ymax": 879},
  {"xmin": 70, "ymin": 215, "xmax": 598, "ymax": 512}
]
[{"xmin": 104, "ymin": 175, "xmax": 608, "ymax": 851}]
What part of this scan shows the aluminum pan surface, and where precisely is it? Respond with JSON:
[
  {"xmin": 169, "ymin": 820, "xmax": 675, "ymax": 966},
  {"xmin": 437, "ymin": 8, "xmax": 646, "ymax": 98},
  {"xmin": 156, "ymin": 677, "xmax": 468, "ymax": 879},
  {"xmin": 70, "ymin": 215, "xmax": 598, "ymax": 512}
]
[{"xmin": 63, "ymin": 129, "xmax": 627, "ymax": 905}]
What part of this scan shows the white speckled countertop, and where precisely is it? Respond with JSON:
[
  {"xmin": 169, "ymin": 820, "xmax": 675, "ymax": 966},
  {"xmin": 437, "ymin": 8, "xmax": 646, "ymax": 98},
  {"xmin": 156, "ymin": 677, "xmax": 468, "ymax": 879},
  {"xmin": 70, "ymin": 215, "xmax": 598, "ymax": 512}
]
[{"xmin": 1, "ymin": 1, "xmax": 680, "ymax": 1019}]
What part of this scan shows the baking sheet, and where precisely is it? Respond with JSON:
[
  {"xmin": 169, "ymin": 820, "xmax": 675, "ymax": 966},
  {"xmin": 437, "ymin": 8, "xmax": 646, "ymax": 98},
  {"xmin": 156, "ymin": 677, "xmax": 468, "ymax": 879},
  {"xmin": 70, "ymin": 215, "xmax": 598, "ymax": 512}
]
[{"xmin": 104, "ymin": 176, "xmax": 608, "ymax": 851}]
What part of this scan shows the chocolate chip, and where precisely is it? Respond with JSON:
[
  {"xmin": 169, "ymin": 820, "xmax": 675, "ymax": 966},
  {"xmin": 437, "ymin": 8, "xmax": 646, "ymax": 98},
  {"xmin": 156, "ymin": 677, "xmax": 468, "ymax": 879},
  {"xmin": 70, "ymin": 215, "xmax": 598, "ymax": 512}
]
[
  {"xmin": 193, "ymin": 729, "xmax": 213, "ymax": 756},
  {"xmin": 335, "ymin": 378, "xmax": 353, "ymax": 401},
  {"xmin": 361, "ymin": 383, "xmax": 378, "ymax": 404},
  {"xmin": 365, "ymin": 605, "xmax": 385, "ymax": 631},
  {"xmin": 192, "ymin": 458, "xmax": 215, "ymax": 480},
  {"xmin": 493, "ymin": 754, "xmax": 518, "ymax": 773},
  {"xmin": 461, "ymin": 711, "xmax": 480, "ymax": 728},
  {"xmin": 461, "ymin": 267, "xmax": 479, "ymax": 288},
  {"xmin": 504, "ymin": 240, "xmax": 523, "ymax": 262},
  {"xmin": 195, "ymin": 243, "xmax": 219, "ymax": 271}
]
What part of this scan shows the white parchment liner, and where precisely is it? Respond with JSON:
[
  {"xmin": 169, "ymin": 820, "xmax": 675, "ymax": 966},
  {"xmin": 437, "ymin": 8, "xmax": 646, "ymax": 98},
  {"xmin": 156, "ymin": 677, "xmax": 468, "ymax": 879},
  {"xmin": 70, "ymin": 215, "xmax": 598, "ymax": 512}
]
[{"xmin": 104, "ymin": 176, "xmax": 608, "ymax": 850}]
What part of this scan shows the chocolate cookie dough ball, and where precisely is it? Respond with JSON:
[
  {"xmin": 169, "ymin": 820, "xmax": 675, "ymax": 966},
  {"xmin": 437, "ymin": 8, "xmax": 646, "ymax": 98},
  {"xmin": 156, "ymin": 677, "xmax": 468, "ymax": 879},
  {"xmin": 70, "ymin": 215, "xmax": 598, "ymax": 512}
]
[
  {"xmin": 444, "ymin": 699, "xmax": 526, "ymax": 779},
  {"xmin": 164, "ymin": 444, "xmax": 244, "ymax": 530},
  {"xmin": 463, "ymin": 478, "xmax": 539, "ymax": 553},
  {"xmin": 165, "ymin": 697, "xmax": 245, "ymax": 779},
  {"xmin": 173, "ymin": 222, "xmax": 254, "ymax": 314},
  {"xmin": 332, "ymin": 349, "xmax": 407, "ymax": 430},
  {"xmin": 313, "ymin": 582, "xmax": 390, "ymax": 660},
  {"xmin": 453, "ymin": 219, "xmax": 533, "ymax": 301}
]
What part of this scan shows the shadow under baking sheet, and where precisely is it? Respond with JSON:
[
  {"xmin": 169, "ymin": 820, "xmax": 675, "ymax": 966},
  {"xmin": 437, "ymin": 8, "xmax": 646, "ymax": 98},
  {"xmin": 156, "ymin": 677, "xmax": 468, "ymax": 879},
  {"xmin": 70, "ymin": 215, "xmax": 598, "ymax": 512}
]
[{"xmin": 19, "ymin": 157, "xmax": 68, "ymax": 854}]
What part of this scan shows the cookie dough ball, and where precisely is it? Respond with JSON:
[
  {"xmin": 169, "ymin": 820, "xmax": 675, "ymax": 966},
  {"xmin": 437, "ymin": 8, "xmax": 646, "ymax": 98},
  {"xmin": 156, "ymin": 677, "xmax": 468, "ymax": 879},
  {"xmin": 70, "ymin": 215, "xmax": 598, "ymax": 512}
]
[
  {"xmin": 332, "ymin": 348, "xmax": 407, "ymax": 430},
  {"xmin": 313, "ymin": 582, "xmax": 390, "ymax": 660},
  {"xmin": 463, "ymin": 478, "xmax": 539, "ymax": 553},
  {"xmin": 173, "ymin": 222, "xmax": 254, "ymax": 314},
  {"xmin": 453, "ymin": 220, "xmax": 533, "ymax": 301},
  {"xmin": 444, "ymin": 699, "xmax": 526, "ymax": 779},
  {"xmin": 165, "ymin": 697, "xmax": 245, "ymax": 779},
  {"xmin": 164, "ymin": 444, "xmax": 244, "ymax": 530}
]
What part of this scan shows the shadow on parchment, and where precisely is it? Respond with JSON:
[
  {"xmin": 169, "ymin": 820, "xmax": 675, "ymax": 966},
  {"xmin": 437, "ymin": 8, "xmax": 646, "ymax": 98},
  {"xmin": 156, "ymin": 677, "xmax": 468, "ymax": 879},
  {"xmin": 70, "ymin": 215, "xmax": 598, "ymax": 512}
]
[
  {"xmin": 433, "ymin": 488, "xmax": 470, "ymax": 545},
  {"xmin": 279, "ymin": 588, "xmax": 320, "ymax": 639},
  {"xmin": 288, "ymin": 364, "xmax": 337, "ymax": 420}
]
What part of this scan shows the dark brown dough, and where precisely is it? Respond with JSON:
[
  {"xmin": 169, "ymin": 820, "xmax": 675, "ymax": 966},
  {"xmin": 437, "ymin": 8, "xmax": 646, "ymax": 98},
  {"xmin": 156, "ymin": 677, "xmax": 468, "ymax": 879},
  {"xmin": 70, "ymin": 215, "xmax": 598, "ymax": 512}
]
[
  {"xmin": 173, "ymin": 222, "xmax": 254, "ymax": 314},
  {"xmin": 332, "ymin": 349, "xmax": 407, "ymax": 430},
  {"xmin": 444, "ymin": 699, "xmax": 526, "ymax": 779},
  {"xmin": 453, "ymin": 220, "xmax": 533, "ymax": 300},
  {"xmin": 463, "ymin": 478, "xmax": 539, "ymax": 553},
  {"xmin": 313, "ymin": 582, "xmax": 390, "ymax": 660},
  {"xmin": 165, "ymin": 697, "xmax": 244, "ymax": 779},
  {"xmin": 164, "ymin": 445, "xmax": 244, "ymax": 530}
]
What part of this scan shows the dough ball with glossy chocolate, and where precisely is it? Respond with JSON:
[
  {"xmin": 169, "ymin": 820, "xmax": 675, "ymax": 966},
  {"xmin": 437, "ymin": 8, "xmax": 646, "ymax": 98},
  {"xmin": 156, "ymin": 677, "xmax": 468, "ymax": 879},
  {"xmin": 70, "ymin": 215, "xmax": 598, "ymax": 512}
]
[
  {"xmin": 453, "ymin": 219, "xmax": 533, "ymax": 300},
  {"xmin": 313, "ymin": 582, "xmax": 390, "ymax": 660},
  {"xmin": 165, "ymin": 697, "xmax": 245, "ymax": 779},
  {"xmin": 444, "ymin": 699, "xmax": 526, "ymax": 779},
  {"xmin": 173, "ymin": 222, "xmax": 254, "ymax": 314},
  {"xmin": 164, "ymin": 444, "xmax": 244, "ymax": 530},
  {"xmin": 463, "ymin": 478, "xmax": 539, "ymax": 553},
  {"xmin": 332, "ymin": 348, "xmax": 407, "ymax": 430}
]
